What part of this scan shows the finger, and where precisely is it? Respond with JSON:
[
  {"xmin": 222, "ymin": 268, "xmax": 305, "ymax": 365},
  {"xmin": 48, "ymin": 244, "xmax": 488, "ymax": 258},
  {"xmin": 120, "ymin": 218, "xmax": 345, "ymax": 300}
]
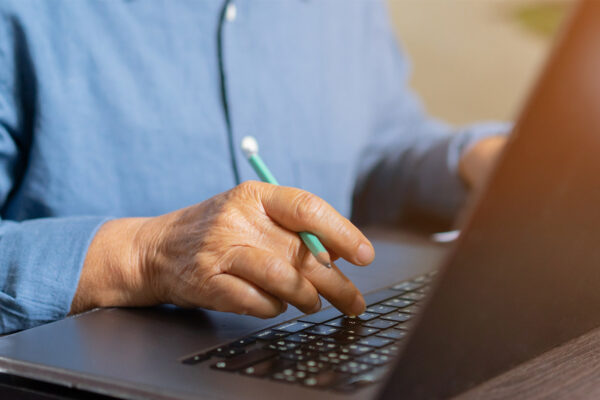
[
  {"xmin": 299, "ymin": 252, "xmax": 365, "ymax": 316},
  {"xmin": 259, "ymin": 184, "xmax": 375, "ymax": 266},
  {"xmin": 227, "ymin": 247, "xmax": 321, "ymax": 314},
  {"xmin": 199, "ymin": 274, "xmax": 286, "ymax": 319},
  {"xmin": 241, "ymin": 218, "xmax": 335, "ymax": 271},
  {"xmin": 326, "ymin": 248, "xmax": 340, "ymax": 262}
]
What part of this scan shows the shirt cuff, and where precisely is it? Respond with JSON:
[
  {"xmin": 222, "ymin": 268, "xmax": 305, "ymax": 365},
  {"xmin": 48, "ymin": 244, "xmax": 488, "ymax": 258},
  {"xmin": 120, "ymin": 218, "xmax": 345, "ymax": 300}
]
[{"xmin": 0, "ymin": 216, "xmax": 109, "ymax": 334}]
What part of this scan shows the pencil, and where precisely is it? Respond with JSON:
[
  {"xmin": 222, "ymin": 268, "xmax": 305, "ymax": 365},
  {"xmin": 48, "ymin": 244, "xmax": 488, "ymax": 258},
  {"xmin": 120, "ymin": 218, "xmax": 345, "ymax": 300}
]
[{"xmin": 240, "ymin": 136, "xmax": 332, "ymax": 268}]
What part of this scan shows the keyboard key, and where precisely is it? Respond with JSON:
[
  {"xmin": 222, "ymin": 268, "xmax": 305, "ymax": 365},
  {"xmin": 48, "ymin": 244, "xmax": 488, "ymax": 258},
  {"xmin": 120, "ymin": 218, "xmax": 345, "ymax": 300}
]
[
  {"xmin": 284, "ymin": 368, "xmax": 310, "ymax": 380},
  {"xmin": 340, "ymin": 344, "xmax": 372, "ymax": 356},
  {"xmin": 280, "ymin": 349, "xmax": 317, "ymax": 361},
  {"xmin": 376, "ymin": 344, "xmax": 401, "ymax": 357},
  {"xmin": 362, "ymin": 289, "xmax": 399, "ymax": 306},
  {"xmin": 303, "ymin": 370, "xmax": 349, "ymax": 388},
  {"xmin": 334, "ymin": 366, "xmax": 389, "ymax": 392},
  {"xmin": 297, "ymin": 360, "xmax": 331, "ymax": 374},
  {"xmin": 298, "ymin": 307, "xmax": 343, "ymax": 324},
  {"xmin": 211, "ymin": 349, "xmax": 276, "ymax": 371},
  {"xmin": 401, "ymin": 305, "xmax": 420, "ymax": 314},
  {"xmin": 182, "ymin": 353, "xmax": 210, "ymax": 365},
  {"xmin": 382, "ymin": 298, "xmax": 414, "ymax": 308},
  {"xmin": 272, "ymin": 374, "xmax": 297, "ymax": 384},
  {"xmin": 305, "ymin": 340, "xmax": 339, "ymax": 353},
  {"xmin": 327, "ymin": 332, "xmax": 360, "ymax": 344},
  {"xmin": 265, "ymin": 340, "xmax": 299, "ymax": 352},
  {"xmin": 304, "ymin": 325, "xmax": 338, "ymax": 336},
  {"xmin": 381, "ymin": 312, "xmax": 411, "ymax": 323},
  {"xmin": 362, "ymin": 319, "xmax": 397, "ymax": 330},
  {"xmin": 376, "ymin": 329, "xmax": 407, "ymax": 340},
  {"xmin": 285, "ymin": 333, "xmax": 318, "ymax": 344},
  {"xmin": 252, "ymin": 329, "xmax": 289, "ymax": 341},
  {"xmin": 273, "ymin": 368, "xmax": 304, "ymax": 384},
  {"xmin": 273, "ymin": 321, "xmax": 314, "ymax": 333},
  {"xmin": 230, "ymin": 337, "xmax": 256, "ymax": 347},
  {"xmin": 317, "ymin": 352, "xmax": 349, "ymax": 364},
  {"xmin": 401, "ymin": 292, "xmax": 426, "ymax": 301},
  {"xmin": 356, "ymin": 352, "xmax": 392, "ymax": 366},
  {"xmin": 243, "ymin": 357, "xmax": 294, "ymax": 377},
  {"xmin": 355, "ymin": 312, "xmax": 378, "ymax": 322},
  {"xmin": 335, "ymin": 361, "xmax": 373, "ymax": 374},
  {"xmin": 392, "ymin": 281, "xmax": 422, "ymax": 292},
  {"xmin": 394, "ymin": 320, "xmax": 414, "ymax": 330},
  {"xmin": 357, "ymin": 337, "xmax": 392, "ymax": 348},
  {"xmin": 326, "ymin": 317, "xmax": 362, "ymax": 329},
  {"xmin": 366, "ymin": 304, "xmax": 397, "ymax": 314},
  {"xmin": 344, "ymin": 326, "xmax": 380, "ymax": 337},
  {"xmin": 209, "ymin": 346, "xmax": 246, "ymax": 358}
]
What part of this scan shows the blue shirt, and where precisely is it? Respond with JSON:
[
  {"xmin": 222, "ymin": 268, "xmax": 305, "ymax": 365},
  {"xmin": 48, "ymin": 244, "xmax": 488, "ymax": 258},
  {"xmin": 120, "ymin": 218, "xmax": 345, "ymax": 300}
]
[{"xmin": 0, "ymin": 0, "xmax": 508, "ymax": 334}]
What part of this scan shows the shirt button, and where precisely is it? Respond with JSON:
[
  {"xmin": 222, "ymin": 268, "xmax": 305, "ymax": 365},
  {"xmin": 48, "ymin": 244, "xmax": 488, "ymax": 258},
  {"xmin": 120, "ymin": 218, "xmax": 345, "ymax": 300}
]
[{"xmin": 225, "ymin": 3, "xmax": 237, "ymax": 22}]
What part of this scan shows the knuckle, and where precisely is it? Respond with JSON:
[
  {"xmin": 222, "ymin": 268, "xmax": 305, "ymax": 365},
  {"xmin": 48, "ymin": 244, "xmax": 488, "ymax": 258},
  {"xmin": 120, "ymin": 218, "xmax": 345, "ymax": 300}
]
[
  {"xmin": 333, "ymin": 219, "xmax": 354, "ymax": 240},
  {"xmin": 286, "ymin": 236, "xmax": 305, "ymax": 266},
  {"xmin": 237, "ymin": 180, "xmax": 253, "ymax": 191},
  {"xmin": 292, "ymin": 191, "xmax": 324, "ymax": 223},
  {"xmin": 263, "ymin": 256, "xmax": 289, "ymax": 283},
  {"xmin": 234, "ymin": 180, "xmax": 261, "ymax": 198}
]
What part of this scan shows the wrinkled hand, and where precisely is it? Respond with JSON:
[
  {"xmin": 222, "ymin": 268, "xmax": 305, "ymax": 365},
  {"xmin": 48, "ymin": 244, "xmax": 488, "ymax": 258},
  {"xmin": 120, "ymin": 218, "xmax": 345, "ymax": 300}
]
[{"xmin": 73, "ymin": 181, "xmax": 374, "ymax": 319}]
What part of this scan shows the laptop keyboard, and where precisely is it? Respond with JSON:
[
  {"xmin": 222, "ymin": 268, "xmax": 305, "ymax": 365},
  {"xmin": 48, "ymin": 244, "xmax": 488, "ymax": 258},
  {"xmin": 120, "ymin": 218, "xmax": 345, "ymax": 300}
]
[{"xmin": 181, "ymin": 271, "xmax": 435, "ymax": 393}]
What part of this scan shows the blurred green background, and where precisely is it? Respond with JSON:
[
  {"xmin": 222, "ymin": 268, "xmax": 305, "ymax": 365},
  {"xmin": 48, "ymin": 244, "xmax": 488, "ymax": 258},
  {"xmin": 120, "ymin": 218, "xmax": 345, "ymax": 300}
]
[
  {"xmin": 515, "ymin": 1, "xmax": 569, "ymax": 37},
  {"xmin": 387, "ymin": 0, "xmax": 572, "ymax": 125}
]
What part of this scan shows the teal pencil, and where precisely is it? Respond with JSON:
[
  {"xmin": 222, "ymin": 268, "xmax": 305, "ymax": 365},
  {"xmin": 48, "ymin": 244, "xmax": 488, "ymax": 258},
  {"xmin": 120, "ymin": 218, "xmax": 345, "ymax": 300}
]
[{"xmin": 240, "ymin": 136, "xmax": 332, "ymax": 269}]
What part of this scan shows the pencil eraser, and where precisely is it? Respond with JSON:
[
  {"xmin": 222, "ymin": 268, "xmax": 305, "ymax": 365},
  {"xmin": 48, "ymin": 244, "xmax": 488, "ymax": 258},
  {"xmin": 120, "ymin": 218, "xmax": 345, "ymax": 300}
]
[{"xmin": 241, "ymin": 136, "xmax": 259, "ymax": 158}]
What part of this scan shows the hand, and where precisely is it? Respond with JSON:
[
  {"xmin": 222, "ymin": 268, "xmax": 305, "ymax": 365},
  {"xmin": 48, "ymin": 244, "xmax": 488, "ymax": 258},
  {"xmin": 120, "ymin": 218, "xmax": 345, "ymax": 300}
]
[
  {"xmin": 72, "ymin": 181, "xmax": 375, "ymax": 318},
  {"xmin": 458, "ymin": 136, "xmax": 507, "ymax": 191}
]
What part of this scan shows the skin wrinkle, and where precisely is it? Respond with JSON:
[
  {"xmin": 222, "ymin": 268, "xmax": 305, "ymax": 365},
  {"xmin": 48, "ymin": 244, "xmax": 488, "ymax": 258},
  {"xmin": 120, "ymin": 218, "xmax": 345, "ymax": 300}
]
[{"xmin": 290, "ymin": 191, "xmax": 321, "ymax": 229}]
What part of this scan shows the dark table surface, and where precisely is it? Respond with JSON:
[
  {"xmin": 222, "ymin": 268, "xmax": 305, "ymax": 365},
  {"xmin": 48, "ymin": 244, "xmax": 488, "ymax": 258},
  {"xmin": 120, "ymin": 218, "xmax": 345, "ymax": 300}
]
[{"xmin": 457, "ymin": 323, "xmax": 600, "ymax": 399}]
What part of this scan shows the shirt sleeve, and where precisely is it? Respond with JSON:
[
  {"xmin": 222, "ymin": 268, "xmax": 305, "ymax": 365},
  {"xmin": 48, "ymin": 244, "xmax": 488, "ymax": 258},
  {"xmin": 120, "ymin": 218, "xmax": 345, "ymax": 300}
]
[
  {"xmin": 0, "ymin": 13, "xmax": 108, "ymax": 334},
  {"xmin": 351, "ymin": 2, "xmax": 511, "ymax": 230}
]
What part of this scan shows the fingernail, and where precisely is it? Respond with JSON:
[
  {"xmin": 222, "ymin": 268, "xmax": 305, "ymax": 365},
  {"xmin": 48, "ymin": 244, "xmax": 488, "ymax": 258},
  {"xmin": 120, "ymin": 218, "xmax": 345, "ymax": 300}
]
[
  {"xmin": 351, "ymin": 294, "xmax": 366, "ymax": 316},
  {"xmin": 356, "ymin": 243, "xmax": 374, "ymax": 264}
]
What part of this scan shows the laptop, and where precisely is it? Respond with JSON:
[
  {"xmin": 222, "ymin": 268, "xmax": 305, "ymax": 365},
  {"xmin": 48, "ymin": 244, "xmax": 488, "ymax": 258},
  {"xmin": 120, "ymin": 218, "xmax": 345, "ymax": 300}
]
[{"xmin": 2, "ymin": 1, "xmax": 600, "ymax": 398}]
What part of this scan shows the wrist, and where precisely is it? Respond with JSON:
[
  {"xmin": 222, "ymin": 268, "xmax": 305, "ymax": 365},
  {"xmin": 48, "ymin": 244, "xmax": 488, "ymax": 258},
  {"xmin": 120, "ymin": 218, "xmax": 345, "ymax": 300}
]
[{"xmin": 70, "ymin": 217, "xmax": 152, "ymax": 314}]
